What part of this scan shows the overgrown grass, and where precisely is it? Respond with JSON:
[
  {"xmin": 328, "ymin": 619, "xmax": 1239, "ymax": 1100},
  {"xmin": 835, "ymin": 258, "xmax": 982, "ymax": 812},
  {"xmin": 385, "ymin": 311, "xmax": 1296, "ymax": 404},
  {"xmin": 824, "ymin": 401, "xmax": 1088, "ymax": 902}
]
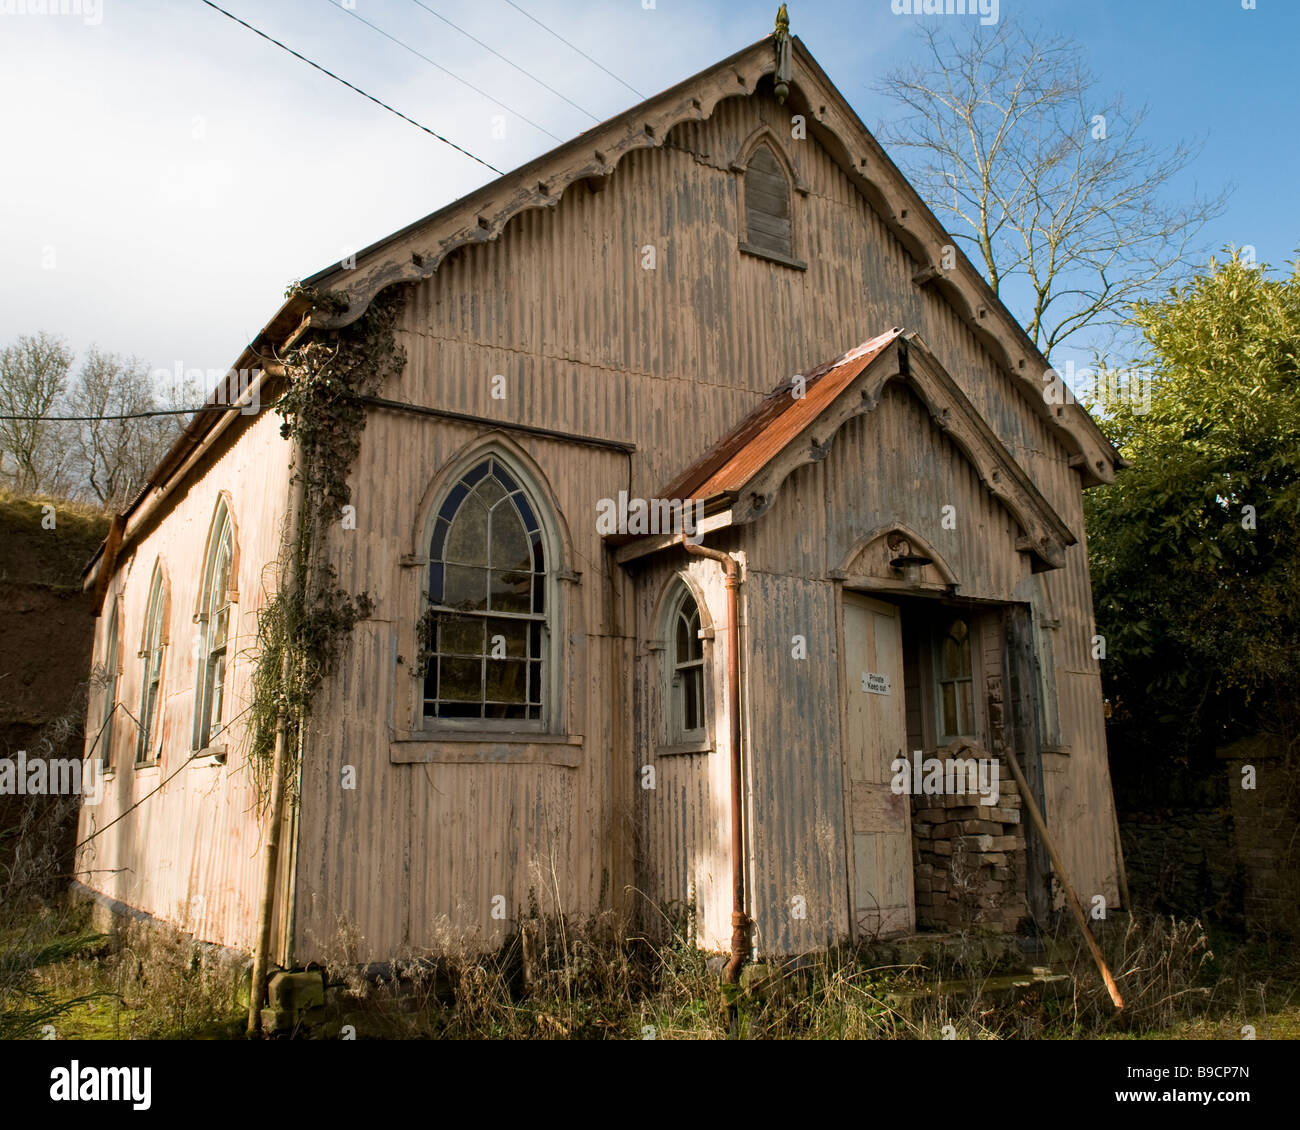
[
  {"xmin": 15, "ymin": 901, "xmax": 1298, "ymax": 1040},
  {"xmin": 36, "ymin": 916, "xmax": 245, "ymax": 1040},
  {"xmin": 298, "ymin": 907, "xmax": 1297, "ymax": 1041}
]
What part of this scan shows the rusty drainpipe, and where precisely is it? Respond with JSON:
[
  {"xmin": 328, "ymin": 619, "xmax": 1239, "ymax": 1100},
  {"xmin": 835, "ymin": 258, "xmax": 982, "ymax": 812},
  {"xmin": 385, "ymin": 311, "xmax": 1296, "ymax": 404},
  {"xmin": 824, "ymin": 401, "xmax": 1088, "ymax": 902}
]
[{"xmin": 682, "ymin": 533, "xmax": 750, "ymax": 983}]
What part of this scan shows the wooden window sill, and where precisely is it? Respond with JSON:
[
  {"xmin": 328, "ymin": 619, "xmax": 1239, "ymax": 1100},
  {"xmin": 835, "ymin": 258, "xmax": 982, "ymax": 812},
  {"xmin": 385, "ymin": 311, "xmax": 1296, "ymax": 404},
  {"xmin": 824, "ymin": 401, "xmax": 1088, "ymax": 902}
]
[
  {"xmin": 739, "ymin": 242, "xmax": 807, "ymax": 271},
  {"xmin": 656, "ymin": 741, "xmax": 714, "ymax": 757},
  {"xmin": 391, "ymin": 733, "xmax": 582, "ymax": 766},
  {"xmin": 190, "ymin": 746, "xmax": 226, "ymax": 766}
]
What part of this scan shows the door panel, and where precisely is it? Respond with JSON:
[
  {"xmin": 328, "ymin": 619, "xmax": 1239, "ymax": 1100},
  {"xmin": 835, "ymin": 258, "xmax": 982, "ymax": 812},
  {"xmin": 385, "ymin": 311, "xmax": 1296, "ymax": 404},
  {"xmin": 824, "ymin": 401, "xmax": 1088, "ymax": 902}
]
[{"xmin": 843, "ymin": 594, "xmax": 914, "ymax": 938}]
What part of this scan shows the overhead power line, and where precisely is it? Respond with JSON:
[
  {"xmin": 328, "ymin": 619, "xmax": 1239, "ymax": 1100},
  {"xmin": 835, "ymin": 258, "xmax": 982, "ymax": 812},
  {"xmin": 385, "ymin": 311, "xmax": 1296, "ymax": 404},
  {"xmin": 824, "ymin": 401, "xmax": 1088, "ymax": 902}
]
[
  {"xmin": 408, "ymin": 0, "xmax": 601, "ymax": 123},
  {"xmin": 0, "ymin": 405, "xmax": 238, "ymax": 422},
  {"xmin": 197, "ymin": 0, "xmax": 503, "ymax": 175},
  {"xmin": 323, "ymin": 0, "xmax": 564, "ymax": 142},
  {"xmin": 501, "ymin": 0, "xmax": 646, "ymax": 100}
]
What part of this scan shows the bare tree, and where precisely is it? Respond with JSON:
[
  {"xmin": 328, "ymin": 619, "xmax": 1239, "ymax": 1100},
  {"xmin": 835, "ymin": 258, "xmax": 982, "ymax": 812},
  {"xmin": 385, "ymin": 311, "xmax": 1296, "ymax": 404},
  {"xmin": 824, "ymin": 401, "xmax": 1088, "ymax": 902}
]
[
  {"xmin": 0, "ymin": 332, "xmax": 75, "ymax": 495},
  {"xmin": 876, "ymin": 19, "xmax": 1229, "ymax": 359},
  {"xmin": 66, "ymin": 348, "xmax": 180, "ymax": 508}
]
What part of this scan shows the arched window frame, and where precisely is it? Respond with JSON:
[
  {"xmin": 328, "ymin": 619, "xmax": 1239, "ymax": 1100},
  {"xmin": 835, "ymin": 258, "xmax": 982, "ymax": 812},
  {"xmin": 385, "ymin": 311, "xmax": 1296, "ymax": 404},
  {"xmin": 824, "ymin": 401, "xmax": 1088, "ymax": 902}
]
[
  {"xmin": 136, "ymin": 560, "xmax": 169, "ymax": 766},
  {"xmin": 416, "ymin": 447, "xmax": 563, "ymax": 735},
  {"xmin": 935, "ymin": 616, "xmax": 976, "ymax": 743},
  {"xmin": 731, "ymin": 126, "xmax": 807, "ymax": 271},
  {"xmin": 193, "ymin": 497, "xmax": 237, "ymax": 754},
  {"xmin": 654, "ymin": 573, "xmax": 715, "ymax": 755},
  {"xmin": 95, "ymin": 593, "xmax": 124, "ymax": 769}
]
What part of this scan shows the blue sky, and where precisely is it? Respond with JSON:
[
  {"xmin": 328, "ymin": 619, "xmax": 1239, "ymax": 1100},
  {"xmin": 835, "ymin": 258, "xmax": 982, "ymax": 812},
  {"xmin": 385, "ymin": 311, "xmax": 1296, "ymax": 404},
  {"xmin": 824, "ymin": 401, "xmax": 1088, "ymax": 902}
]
[{"xmin": 1, "ymin": 0, "xmax": 1295, "ymax": 383}]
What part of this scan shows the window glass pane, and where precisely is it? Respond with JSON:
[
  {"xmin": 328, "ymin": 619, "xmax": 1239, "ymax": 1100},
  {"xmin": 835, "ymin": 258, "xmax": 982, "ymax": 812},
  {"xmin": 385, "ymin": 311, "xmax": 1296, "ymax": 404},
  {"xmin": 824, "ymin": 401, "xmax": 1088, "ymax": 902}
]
[
  {"xmin": 684, "ymin": 666, "xmax": 703, "ymax": 732},
  {"xmin": 485, "ymin": 618, "xmax": 529, "ymax": 658},
  {"xmin": 439, "ymin": 480, "xmax": 470, "ymax": 521},
  {"xmin": 942, "ymin": 682, "xmax": 957, "ymax": 737},
  {"xmin": 512, "ymin": 491, "xmax": 539, "ymax": 534},
  {"xmin": 486, "ymin": 659, "xmax": 528, "ymax": 704},
  {"xmin": 444, "ymin": 565, "xmax": 489, "ymax": 610},
  {"xmin": 676, "ymin": 610, "xmax": 691, "ymax": 664},
  {"xmin": 429, "ymin": 516, "xmax": 450, "ymax": 561},
  {"xmin": 476, "ymin": 475, "xmax": 507, "ymax": 509},
  {"xmin": 489, "ymin": 568, "xmax": 532, "ymax": 613},
  {"xmin": 494, "ymin": 462, "xmax": 519, "ymax": 495},
  {"xmin": 491, "ymin": 508, "xmax": 531, "ymax": 572},
  {"xmin": 211, "ymin": 532, "xmax": 231, "ymax": 606},
  {"xmin": 942, "ymin": 636, "xmax": 958, "ymax": 677},
  {"xmin": 212, "ymin": 605, "xmax": 229, "ymax": 650},
  {"xmin": 439, "ymin": 616, "xmax": 484, "ymax": 657},
  {"xmin": 958, "ymin": 680, "xmax": 974, "ymax": 734},
  {"xmin": 209, "ymin": 653, "xmax": 226, "ymax": 735},
  {"xmin": 460, "ymin": 462, "xmax": 489, "ymax": 489},
  {"xmin": 438, "ymin": 657, "xmax": 482, "ymax": 703},
  {"xmin": 445, "ymin": 499, "xmax": 489, "ymax": 565}
]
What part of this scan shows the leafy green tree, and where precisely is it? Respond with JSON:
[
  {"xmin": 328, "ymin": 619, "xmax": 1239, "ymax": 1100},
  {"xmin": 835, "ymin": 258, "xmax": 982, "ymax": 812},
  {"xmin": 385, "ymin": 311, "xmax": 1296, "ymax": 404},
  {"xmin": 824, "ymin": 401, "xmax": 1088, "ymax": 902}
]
[{"xmin": 1086, "ymin": 251, "xmax": 1300, "ymax": 759}]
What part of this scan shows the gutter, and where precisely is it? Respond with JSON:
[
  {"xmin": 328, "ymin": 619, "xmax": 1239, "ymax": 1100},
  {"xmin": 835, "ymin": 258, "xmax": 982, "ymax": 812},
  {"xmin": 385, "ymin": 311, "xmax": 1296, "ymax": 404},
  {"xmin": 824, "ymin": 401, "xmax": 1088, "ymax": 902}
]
[{"xmin": 681, "ymin": 535, "xmax": 751, "ymax": 984}]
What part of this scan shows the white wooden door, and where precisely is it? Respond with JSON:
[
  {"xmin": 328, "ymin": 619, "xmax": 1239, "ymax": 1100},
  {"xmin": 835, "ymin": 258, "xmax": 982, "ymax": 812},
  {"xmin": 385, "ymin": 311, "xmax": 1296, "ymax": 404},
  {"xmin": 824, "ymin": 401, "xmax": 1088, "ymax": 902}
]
[{"xmin": 842, "ymin": 594, "xmax": 915, "ymax": 938}]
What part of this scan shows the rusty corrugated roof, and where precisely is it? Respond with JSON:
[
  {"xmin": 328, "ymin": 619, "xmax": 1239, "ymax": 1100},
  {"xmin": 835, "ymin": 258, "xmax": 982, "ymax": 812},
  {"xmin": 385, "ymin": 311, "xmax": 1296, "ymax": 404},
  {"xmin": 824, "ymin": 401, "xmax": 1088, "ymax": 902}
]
[{"xmin": 661, "ymin": 328, "xmax": 903, "ymax": 502}]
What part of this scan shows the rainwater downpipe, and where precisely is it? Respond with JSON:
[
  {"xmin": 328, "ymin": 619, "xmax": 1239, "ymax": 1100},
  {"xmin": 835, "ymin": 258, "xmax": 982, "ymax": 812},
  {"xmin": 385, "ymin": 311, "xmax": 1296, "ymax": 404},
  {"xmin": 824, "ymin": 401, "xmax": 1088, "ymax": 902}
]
[
  {"xmin": 247, "ymin": 438, "xmax": 306, "ymax": 1036},
  {"xmin": 682, "ymin": 534, "xmax": 751, "ymax": 984}
]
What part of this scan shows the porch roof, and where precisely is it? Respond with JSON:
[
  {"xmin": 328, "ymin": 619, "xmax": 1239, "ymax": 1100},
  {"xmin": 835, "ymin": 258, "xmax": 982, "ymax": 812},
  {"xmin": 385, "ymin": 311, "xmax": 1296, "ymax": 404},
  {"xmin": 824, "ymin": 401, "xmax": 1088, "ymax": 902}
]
[{"xmin": 611, "ymin": 328, "xmax": 1078, "ymax": 573}]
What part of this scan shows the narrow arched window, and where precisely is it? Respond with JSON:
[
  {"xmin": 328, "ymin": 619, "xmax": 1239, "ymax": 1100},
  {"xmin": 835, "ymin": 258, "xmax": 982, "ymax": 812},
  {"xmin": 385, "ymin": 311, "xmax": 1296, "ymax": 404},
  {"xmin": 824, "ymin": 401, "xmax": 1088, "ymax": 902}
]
[
  {"xmin": 97, "ymin": 600, "xmax": 121, "ymax": 768},
  {"xmin": 137, "ymin": 563, "xmax": 167, "ymax": 765},
  {"xmin": 936, "ymin": 617, "xmax": 974, "ymax": 741},
  {"xmin": 423, "ymin": 456, "xmax": 548, "ymax": 724},
  {"xmin": 743, "ymin": 142, "xmax": 793, "ymax": 260},
  {"xmin": 194, "ymin": 499, "xmax": 234, "ymax": 751},
  {"xmin": 666, "ymin": 582, "xmax": 706, "ymax": 745}
]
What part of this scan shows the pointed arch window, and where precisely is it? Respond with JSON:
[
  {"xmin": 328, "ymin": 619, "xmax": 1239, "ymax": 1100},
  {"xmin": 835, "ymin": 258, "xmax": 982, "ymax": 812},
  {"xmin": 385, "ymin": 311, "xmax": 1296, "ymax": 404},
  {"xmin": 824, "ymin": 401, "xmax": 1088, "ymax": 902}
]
[
  {"xmin": 666, "ymin": 582, "xmax": 707, "ymax": 745},
  {"xmin": 741, "ymin": 141, "xmax": 802, "ymax": 267},
  {"xmin": 137, "ymin": 562, "xmax": 168, "ymax": 765},
  {"xmin": 97, "ymin": 599, "xmax": 122, "ymax": 768},
  {"xmin": 422, "ymin": 456, "xmax": 550, "ymax": 724},
  {"xmin": 936, "ymin": 617, "xmax": 975, "ymax": 742},
  {"xmin": 194, "ymin": 499, "xmax": 234, "ymax": 752}
]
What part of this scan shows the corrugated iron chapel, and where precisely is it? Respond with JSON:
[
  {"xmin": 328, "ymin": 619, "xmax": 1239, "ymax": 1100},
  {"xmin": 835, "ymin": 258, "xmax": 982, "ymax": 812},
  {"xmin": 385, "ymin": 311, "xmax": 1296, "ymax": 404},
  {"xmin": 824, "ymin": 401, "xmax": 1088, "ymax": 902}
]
[{"xmin": 76, "ymin": 29, "xmax": 1126, "ymax": 970}]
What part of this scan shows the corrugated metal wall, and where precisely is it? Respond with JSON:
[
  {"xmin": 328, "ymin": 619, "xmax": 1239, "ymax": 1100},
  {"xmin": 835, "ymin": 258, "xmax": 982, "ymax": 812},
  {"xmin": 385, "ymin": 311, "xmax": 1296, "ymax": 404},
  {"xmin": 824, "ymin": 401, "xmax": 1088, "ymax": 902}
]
[
  {"xmin": 74, "ymin": 409, "xmax": 294, "ymax": 951},
  {"xmin": 81, "ymin": 74, "xmax": 1117, "ymax": 962}
]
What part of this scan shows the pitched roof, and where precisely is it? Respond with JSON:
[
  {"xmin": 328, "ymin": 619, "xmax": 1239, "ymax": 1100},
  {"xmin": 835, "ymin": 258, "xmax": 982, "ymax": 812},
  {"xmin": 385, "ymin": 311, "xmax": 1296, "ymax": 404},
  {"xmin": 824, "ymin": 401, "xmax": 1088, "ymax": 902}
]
[
  {"xmin": 616, "ymin": 328, "xmax": 1078, "ymax": 574},
  {"xmin": 661, "ymin": 329, "xmax": 903, "ymax": 502},
  {"xmin": 86, "ymin": 28, "xmax": 1119, "ymax": 586}
]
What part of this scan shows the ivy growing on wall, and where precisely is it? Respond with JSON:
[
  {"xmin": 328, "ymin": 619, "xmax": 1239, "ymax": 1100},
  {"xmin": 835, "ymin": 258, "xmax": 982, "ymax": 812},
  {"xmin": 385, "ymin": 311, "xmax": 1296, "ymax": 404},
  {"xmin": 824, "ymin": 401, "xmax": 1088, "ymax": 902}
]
[{"xmin": 246, "ymin": 283, "xmax": 409, "ymax": 806}]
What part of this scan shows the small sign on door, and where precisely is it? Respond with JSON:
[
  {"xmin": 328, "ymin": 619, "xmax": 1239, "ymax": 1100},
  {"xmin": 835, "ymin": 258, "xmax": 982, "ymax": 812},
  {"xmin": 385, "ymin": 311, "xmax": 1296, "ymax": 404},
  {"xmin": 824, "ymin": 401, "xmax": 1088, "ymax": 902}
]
[{"xmin": 862, "ymin": 671, "xmax": 890, "ymax": 695}]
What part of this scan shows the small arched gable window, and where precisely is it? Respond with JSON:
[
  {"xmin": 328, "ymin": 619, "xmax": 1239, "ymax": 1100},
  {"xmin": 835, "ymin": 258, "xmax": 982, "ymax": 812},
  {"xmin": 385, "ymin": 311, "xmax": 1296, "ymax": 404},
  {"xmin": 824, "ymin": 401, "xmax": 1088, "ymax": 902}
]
[
  {"xmin": 137, "ymin": 562, "xmax": 168, "ymax": 765},
  {"xmin": 936, "ymin": 617, "xmax": 974, "ymax": 742},
  {"xmin": 97, "ymin": 598, "xmax": 123, "ymax": 768},
  {"xmin": 742, "ymin": 142, "xmax": 794, "ymax": 261},
  {"xmin": 194, "ymin": 499, "xmax": 234, "ymax": 751},
  {"xmin": 423, "ymin": 455, "xmax": 550, "ymax": 725},
  {"xmin": 664, "ymin": 581, "xmax": 708, "ymax": 747}
]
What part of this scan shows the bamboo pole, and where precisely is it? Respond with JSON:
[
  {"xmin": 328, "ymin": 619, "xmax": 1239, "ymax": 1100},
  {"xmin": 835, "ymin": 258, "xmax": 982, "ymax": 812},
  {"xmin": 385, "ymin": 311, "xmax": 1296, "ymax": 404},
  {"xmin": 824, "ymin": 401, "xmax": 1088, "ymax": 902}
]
[{"xmin": 1002, "ymin": 747, "xmax": 1125, "ymax": 1010}]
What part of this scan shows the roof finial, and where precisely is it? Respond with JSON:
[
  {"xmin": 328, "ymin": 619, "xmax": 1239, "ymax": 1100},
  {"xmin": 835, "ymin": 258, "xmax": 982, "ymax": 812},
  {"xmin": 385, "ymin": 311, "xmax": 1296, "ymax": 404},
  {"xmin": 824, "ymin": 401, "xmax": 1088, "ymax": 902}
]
[
  {"xmin": 773, "ymin": 5, "xmax": 792, "ymax": 104},
  {"xmin": 775, "ymin": 3, "xmax": 789, "ymax": 40}
]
